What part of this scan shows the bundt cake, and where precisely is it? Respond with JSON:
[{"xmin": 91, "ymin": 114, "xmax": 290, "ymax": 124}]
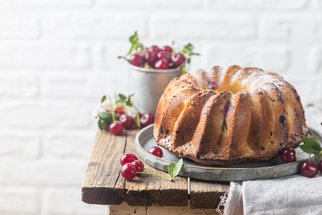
[{"xmin": 153, "ymin": 65, "xmax": 308, "ymax": 165}]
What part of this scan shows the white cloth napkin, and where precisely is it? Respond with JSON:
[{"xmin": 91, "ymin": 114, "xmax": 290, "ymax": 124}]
[{"xmin": 223, "ymin": 104, "xmax": 322, "ymax": 215}]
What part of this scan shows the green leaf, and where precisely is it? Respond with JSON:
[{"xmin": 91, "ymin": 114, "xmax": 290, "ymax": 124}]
[
  {"xmin": 98, "ymin": 111, "xmax": 111, "ymax": 120},
  {"xmin": 98, "ymin": 112, "xmax": 113, "ymax": 126},
  {"xmin": 98, "ymin": 119, "xmax": 107, "ymax": 131},
  {"xmin": 167, "ymin": 159, "xmax": 183, "ymax": 181},
  {"xmin": 299, "ymin": 136, "xmax": 322, "ymax": 159},
  {"xmin": 167, "ymin": 162, "xmax": 175, "ymax": 178},
  {"xmin": 173, "ymin": 158, "xmax": 183, "ymax": 178},
  {"xmin": 101, "ymin": 95, "xmax": 107, "ymax": 103},
  {"xmin": 299, "ymin": 144, "xmax": 320, "ymax": 154},
  {"xmin": 127, "ymin": 31, "xmax": 143, "ymax": 55}
]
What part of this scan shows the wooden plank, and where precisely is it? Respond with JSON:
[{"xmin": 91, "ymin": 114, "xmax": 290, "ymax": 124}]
[
  {"xmin": 109, "ymin": 203, "xmax": 220, "ymax": 215},
  {"xmin": 82, "ymin": 130, "xmax": 127, "ymax": 205},
  {"xmin": 190, "ymin": 180, "xmax": 229, "ymax": 209},
  {"xmin": 123, "ymin": 130, "xmax": 189, "ymax": 206},
  {"xmin": 82, "ymin": 129, "xmax": 229, "ymax": 207}
]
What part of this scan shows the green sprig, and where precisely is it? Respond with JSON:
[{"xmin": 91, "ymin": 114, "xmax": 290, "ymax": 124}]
[
  {"xmin": 167, "ymin": 158, "xmax": 184, "ymax": 182},
  {"xmin": 127, "ymin": 31, "xmax": 143, "ymax": 56},
  {"xmin": 299, "ymin": 136, "xmax": 322, "ymax": 161}
]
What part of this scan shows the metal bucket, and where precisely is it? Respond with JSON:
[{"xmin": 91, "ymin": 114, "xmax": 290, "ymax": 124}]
[{"xmin": 128, "ymin": 65, "xmax": 181, "ymax": 114}]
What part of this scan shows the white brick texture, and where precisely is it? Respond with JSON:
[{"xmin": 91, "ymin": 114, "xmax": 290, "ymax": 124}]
[{"xmin": 0, "ymin": 0, "xmax": 321, "ymax": 215}]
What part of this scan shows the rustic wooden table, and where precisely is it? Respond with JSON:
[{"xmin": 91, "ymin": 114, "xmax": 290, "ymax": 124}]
[{"xmin": 82, "ymin": 130, "xmax": 229, "ymax": 215}]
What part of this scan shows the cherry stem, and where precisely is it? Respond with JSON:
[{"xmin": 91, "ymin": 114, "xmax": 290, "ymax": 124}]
[
  {"xmin": 108, "ymin": 96, "xmax": 116, "ymax": 122},
  {"xmin": 117, "ymin": 56, "xmax": 129, "ymax": 62}
]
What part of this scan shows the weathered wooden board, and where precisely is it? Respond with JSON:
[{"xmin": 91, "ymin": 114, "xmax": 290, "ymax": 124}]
[
  {"xmin": 82, "ymin": 131, "xmax": 127, "ymax": 205},
  {"xmin": 82, "ymin": 129, "xmax": 229, "ymax": 208},
  {"xmin": 190, "ymin": 180, "xmax": 229, "ymax": 209},
  {"xmin": 124, "ymin": 131, "xmax": 188, "ymax": 206}
]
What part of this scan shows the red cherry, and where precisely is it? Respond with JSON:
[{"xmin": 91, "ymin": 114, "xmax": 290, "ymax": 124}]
[
  {"xmin": 148, "ymin": 146, "xmax": 163, "ymax": 158},
  {"xmin": 121, "ymin": 163, "xmax": 137, "ymax": 181},
  {"xmin": 109, "ymin": 121, "xmax": 124, "ymax": 135},
  {"xmin": 170, "ymin": 53, "xmax": 185, "ymax": 68},
  {"xmin": 120, "ymin": 153, "xmax": 138, "ymax": 165},
  {"xmin": 140, "ymin": 113, "xmax": 155, "ymax": 128},
  {"xmin": 145, "ymin": 51, "xmax": 158, "ymax": 67},
  {"xmin": 160, "ymin": 45, "xmax": 173, "ymax": 53},
  {"xmin": 155, "ymin": 59, "xmax": 169, "ymax": 70},
  {"xmin": 132, "ymin": 160, "xmax": 144, "ymax": 175},
  {"xmin": 280, "ymin": 147, "xmax": 296, "ymax": 163},
  {"xmin": 129, "ymin": 53, "xmax": 145, "ymax": 67},
  {"xmin": 149, "ymin": 45, "xmax": 160, "ymax": 53},
  {"xmin": 300, "ymin": 160, "xmax": 318, "ymax": 178},
  {"xmin": 319, "ymin": 160, "xmax": 322, "ymax": 172},
  {"xmin": 115, "ymin": 106, "xmax": 125, "ymax": 116},
  {"xmin": 120, "ymin": 114, "xmax": 135, "ymax": 130},
  {"xmin": 157, "ymin": 51, "xmax": 170, "ymax": 60}
]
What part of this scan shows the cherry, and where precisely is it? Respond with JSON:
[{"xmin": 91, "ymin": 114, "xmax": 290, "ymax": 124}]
[
  {"xmin": 319, "ymin": 160, "xmax": 322, "ymax": 172},
  {"xmin": 120, "ymin": 153, "xmax": 138, "ymax": 165},
  {"xmin": 160, "ymin": 45, "xmax": 173, "ymax": 53},
  {"xmin": 115, "ymin": 106, "xmax": 125, "ymax": 116},
  {"xmin": 140, "ymin": 113, "xmax": 155, "ymax": 128},
  {"xmin": 120, "ymin": 114, "xmax": 135, "ymax": 130},
  {"xmin": 155, "ymin": 59, "xmax": 169, "ymax": 70},
  {"xmin": 149, "ymin": 45, "xmax": 160, "ymax": 53},
  {"xmin": 132, "ymin": 160, "xmax": 144, "ymax": 175},
  {"xmin": 148, "ymin": 146, "xmax": 163, "ymax": 158},
  {"xmin": 170, "ymin": 53, "xmax": 185, "ymax": 68},
  {"xmin": 121, "ymin": 163, "xmax": 137, "ymax": 181},
  {"xmin": 157, "ymin": 51, "xmax": 170, "ymax": 60},
  {"xmin": 300, "ymin": 160, "xmax": 318, "ymax": 178},
  {"xmin": 280, "ymin": 147, "xmax": 296, "ymax": 163},
  {"xmin": 145, "ymin": 51, "xmax": 158, "ymax": 67},
  {"xmin": 109, "ymin": 121, "xmax": 124, "ymax": 135},
  {"xmin": 129, "ymin": 53, "xmax": 145, "ymax": 67}
]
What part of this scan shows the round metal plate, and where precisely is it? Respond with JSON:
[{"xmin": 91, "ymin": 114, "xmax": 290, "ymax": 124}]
[{"xmin": 135, "ymin": 125, "xmax": 322, "ymax": 182}]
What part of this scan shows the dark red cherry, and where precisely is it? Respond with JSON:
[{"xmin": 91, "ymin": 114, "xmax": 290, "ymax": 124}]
[
  {"xmin": 132, "ymin": 160, "xmax": 144, "ymax": 175},
  {"xmin": 120, "ymin": 153, "xmax": 138, "ymax": 165},
  {"xmin": 129, "ymin": 53, "xmax": 145, "ymax": 67},
  {"xmin": 160, "ymin": 45, "xmax": 173, "ymax": 53},
  {"xmin": 145, "ymin": 51, "xmax": 158, "ymax": 67},
  {"xmin": 170, "ymin": 53, "xmax": 185, "ymax": 68},
  {"xmin": 157, "ymin": 51, "xmax": 170, "ymax": 60},
  {"xmin": 140, "ymin": 113, "xmax": 155, "ymax": 128},
  {"xmin": 149, "ymin": 146, "xmax": 163, "ymax": 158},
  {"xmin": 121, "ymin": 163, "xmax": 137, "ymax": 181},
  {"xmin": 300, "ymin": 160, "xmax": 318, "ymax": 178},
  {"xmin": 109, "ymin": 121, "xmax": 124, "ymax": 135},
  {"xmin": 120, "ymin": 114, "xmax": 135, "ymax": 130},
  {"xmin": 149, "ymin": 45, "xmax": 160, "ymax": 53},
  {"xmin": 154, "ymin": 59, "xmax": 169, "ymax": 70},
  {"xmin": 280, "ymin": 147, "xmax": 296, "ymax": 163}
]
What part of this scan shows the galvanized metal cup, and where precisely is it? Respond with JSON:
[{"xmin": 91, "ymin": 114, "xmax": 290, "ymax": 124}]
[{"xmin": 128, "ymin": 65, "xmax": 181, "ymax": 114}]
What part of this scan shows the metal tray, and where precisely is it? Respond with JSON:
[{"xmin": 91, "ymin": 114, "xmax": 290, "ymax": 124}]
[{"xmin": 135, "ymin": 125, "xmax": 322, "ymax": 182}]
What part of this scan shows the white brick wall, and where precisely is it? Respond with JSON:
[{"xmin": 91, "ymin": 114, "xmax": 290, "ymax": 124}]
[{"xmin": 0, "ymin": 0, "xmax": 321, "ymax": 215}]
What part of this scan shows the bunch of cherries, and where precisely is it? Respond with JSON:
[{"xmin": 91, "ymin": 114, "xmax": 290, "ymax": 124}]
[
  {"xmin": 109, "ymin": 108, "xmax": 155, "ymax": 136},
  {"xmin": 281, "ymin": 147, "xmax": 322, "ymax": 178},
  {"xmin": 97, "ymin": 94, "xmax": 155, "ymax": 136},
  {"xmin": 129, "ymin": 45, "xmax": 186, "ymax": 70},
  {"xmin": 120, "ymin": 146, "xmax": 163, "ymax": 181}
]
